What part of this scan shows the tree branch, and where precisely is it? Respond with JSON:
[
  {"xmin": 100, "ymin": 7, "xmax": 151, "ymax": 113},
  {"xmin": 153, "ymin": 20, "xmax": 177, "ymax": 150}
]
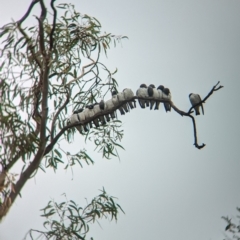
[
  {"xmin": 49, "ymin": 0, "xmax": 57, "ymax": 50},
  {"xmin": 50, "ymin": 89, "xmax": 71, "ymax": 141},
  {"xmin": 16, "ymin": 0, "xmax": 40, "ymax": 25},
  {"xmin": 188, "ymin": 81, "xmax": 223, "ymax": 114},
  {"xmin": 45, "ymin": 82, "xmax": 223, "ymax": 155}
]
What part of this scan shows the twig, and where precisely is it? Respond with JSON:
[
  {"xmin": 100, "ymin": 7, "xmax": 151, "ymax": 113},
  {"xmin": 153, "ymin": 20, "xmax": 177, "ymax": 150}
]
[{"xmin": 188, "ymin": 81, "xmax": 223, "ymax": 114}]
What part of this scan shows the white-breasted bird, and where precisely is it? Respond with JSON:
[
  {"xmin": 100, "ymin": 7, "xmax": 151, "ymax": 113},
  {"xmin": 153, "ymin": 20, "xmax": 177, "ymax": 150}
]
[
  {"xmin": 156, "ymin": 85, "xmax": 164, "ymax": 110},
  {"xmin": 136, "ymin": 84, "xmax": 148, "ymax": 108},
  {"xmin": 82, "ymin": 108, "xmax": 93, "ymax": 129},
  {"xmin": 158, "ymin": 85, "xmax": 171, "ymax": 112},
  {"xmin": 68, "ymin": 113, "xmax": 83, "ymax": 133},
  {"xmin": 148, "ymin": 84, "xmax": 158, "ymax": 110},
  {"xmin": 93, "ymin": 102, "xmax": 106, "ymax": 125},
  {"xmin": 112, "ymin": 91, "xmax": 125, "ymax": 115},
  {"xmin": 189, "ymin": 93, "xmax": 204, "ymax": 115},
  {"xmin": 163, "ymin": 87, "xmax": 171, "ymax": 112},
  {"xmin": 87, "ymin": 104, "xmax": 100, "ymax": 127},
  {"xmin": 123, "ymin": 88, "xmax": 135, "ymax": 109},
  {"xmin": 105, "ymin": 98, "xmax": 116, "ymax": 119},
  {"xmin": 117, "ymin": 92, "xmax": 129, "ymax": 113}
]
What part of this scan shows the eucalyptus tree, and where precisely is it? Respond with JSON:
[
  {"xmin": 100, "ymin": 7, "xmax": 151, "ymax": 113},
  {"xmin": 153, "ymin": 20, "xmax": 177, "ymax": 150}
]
[{"xmin": 0, "ymin": 0, "xmax": 126, "ymax": 221}]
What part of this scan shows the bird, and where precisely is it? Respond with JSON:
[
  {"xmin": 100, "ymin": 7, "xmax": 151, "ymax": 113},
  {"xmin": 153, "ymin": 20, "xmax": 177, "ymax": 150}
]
[
  {"xmin": 112, "ymin": 91, "xmax": 125, "ymax": 115},
  {"xmin": 189, "ymin": 93, "xmax": 204, "ymax": 115},
  {"xmin": 82, "ymin": 108, "xmax": 93, "ymax": 129},
  {"xmin": 162, "ymin": 87, "xmax": 171, "ymax": 112},
  {"xmin": 117, "ymin": 91, "xmax": 129, "ymax": 113},
  {"xmin": 87, "ymin": 104, "xmax": 99, "ymax": 128},
  {"xmin": 68, "ymin": 112, "xmax": 83, "ymax": 133},
  {"xmin": 136, "ymin": 84, "xmax": 148, "ymax": 108},
  {"xmin": 105, "ymin": 98, "xmax": 116, "ymax": 119},
  {"xmin": 93, "ymin": 102, "xmax": 106, "ymax": 125},
  {"xmin": 156, "ymin": 85, "xmax": 164, "ymax": 110},
  {"xmin": 123, "ymin": 88, "xmax": 135, "ymax": 109},
  {"xmin": 148, "ymin": 84, "xmax": 158, "ymax": 110}
]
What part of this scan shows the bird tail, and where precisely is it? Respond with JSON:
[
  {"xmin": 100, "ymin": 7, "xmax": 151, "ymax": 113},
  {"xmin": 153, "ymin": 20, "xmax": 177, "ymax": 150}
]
[
  {"xmin": 138, "ymin": 100, "xmax": 145, "ymax": 108},
  {"xmin": 201, "ymin": 104, "xmax": 204, "ymax": 115},
  {"xmin": 145, "ymin": 100, "xmax": 150, "ymax": 107},
  {"xmin": 118, "ymin": 107, "xmax": 125, "ymax": 115},
  {"xmin": 128, "ymin": 101, "xmax": 134, "ymax": 109},
  {"xmin": 154, "ymin": 102, "xmax": 160, "ymax": 110}
]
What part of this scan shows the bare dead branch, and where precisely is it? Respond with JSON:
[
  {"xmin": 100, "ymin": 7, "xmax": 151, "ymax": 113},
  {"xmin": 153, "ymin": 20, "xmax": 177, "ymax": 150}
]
[
  {"xmin": 188, "ymin": 81, "xmax": 224, "ymax": 114},
  {"xmin": 44, "ymin": 82, "xmax": 223, "ymax": 155}
]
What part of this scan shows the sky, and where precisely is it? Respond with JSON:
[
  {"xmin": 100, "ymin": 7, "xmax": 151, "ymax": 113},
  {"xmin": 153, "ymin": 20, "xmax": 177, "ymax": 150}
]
[{"xmin": 0, "ymin": 0, "xmax": 240, "ymax": 239}]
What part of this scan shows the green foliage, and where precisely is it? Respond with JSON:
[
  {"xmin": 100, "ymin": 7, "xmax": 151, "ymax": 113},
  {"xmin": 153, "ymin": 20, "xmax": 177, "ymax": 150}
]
[
  {"xmin": 0, "ymin": 0, "xmax": 127, "ymax": 220},
  {"xmin": 222, "ymin": 208, "xmax": 240, "ymax": 240},
  {"xmin": 0, "ymin": 2, "xmax": 126, "ymax": 171},
  {"xmin": 24, "ymin": 188, "xmax": 124, "ymax": 240}
]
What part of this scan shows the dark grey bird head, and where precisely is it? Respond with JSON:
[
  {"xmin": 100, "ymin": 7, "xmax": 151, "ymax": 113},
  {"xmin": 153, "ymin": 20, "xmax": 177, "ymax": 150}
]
[
  {"xmin": 112, "ymin": 90, "xmax": 118, "ymax": 96},
  {"xmin": 148, "ymin": 85, "xmax": 154, "ymax": 96},
  {"xmin": 157, "ymin": 85, "xmax": 164, "ymax": 91},
  {"xmin": 99, "ymin": 100, "xmax": 105, "ymax": 110},
  {"xmin": 86, "ymin": 104, "xmax": 94, "ymax": 109},
  {"xmin": 140, "ymin": 84, "xmax": 147, "ymax": 88},
  {"xmin": 73, "ymin": 108, "xmax": 84, "ymax": 114},
  {"xmin": 149, "ymin": 84, "xmax": 156, "ymax": 88},
  {"xmin": 163, "ymin": 88, "xmax": 170, "ymax": 95}
]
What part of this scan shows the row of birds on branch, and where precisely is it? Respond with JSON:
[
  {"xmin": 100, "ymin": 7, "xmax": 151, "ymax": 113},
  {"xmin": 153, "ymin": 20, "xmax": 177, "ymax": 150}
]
[{"xmin": 67, "ymin": 84, "xmax": 204, "ymax": 134}]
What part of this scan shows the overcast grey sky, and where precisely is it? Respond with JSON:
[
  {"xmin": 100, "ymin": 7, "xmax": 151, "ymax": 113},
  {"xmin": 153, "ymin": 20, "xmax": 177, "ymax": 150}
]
[{"xmin": 1, "ymin": 0, "xmax": 240, "ymax": 239}]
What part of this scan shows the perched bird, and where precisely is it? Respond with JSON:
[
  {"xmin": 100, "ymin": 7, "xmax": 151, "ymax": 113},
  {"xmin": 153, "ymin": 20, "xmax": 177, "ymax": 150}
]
[
  {"xmin": 82, "ymin": 108, "xmax": 93, "ymax": 129},
  {"xmin": 105, "ymin": 98, "xmax": 116, "ymax": 119},
  {"xmin": 112, "ymin": 91, "xmax": 125, "ymax": 115},
  {"xmin": 148, "ymin": 84, "xmax": 158, "ymax": 110},
  {"xmin": 156, "ymin": 85, "xmax": 164, "ymax": 110},
  {"xmin": 93, "ymin": 102, "xmax": 106, "ymax": 125},
  {"xmin": 189, "ymin": 93, "xmax": 204, "ymax": 115},
  {"xmin": 163, "ymin": 88, "xmax": 171, "ymax": 112},
  {"xmin": 77, "ymin": 109, "xmax": 89, "ymax": 132},
  {"xmin": 123, "ymin": 88, "xmax": 135, "ymax": 109},
  {"xmin": 136, "ymin": 84, "xmax": 148, "ymax": 108},
  {"xmin": 87, "ymin": 104, "xmax": 99, "ymax": 128},
  {"xmin": 68, "ymin": 113, "xmax": 83, "ymax": 133},
  {"xmin": 117, "ymin": 91, "xmax": 129, "ymax": 113}
]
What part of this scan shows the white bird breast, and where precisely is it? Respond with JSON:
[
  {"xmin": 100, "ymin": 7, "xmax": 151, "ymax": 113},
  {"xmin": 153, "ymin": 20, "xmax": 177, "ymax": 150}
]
[
  {"xmin": 152, "ymin": 88, "xmax": 158, "ymax": 99},
  {"xmin": 157, "ymin": 89, "xmax": 163, "ymax": 100},
  {"xmin": 82, "ymin": 109, "xmax": 90, "ymax": 120},
  {"xmin": 93, "ymin": 104, "xmax": 101, "ymax": 115},
  {"xmin": 136, "ymin": 88, "xmax": 148, "ymax": 97},
  {"xmin": 162, "ymin": 91, "xmax": 168, "ymax": 100},
  {"xmin": 69, "ymin": 114, "xmax": 79, "ymax": 124},
  {"xmin": 88, "ymin": 108, "xmax": 95, "ymax": 118},
  {"xmin": 112, "ymin": 95, "xmax": 119, "ymax": 106},
  {"xmin": 117, "ymin": 92, "xmax": 125, "ymax": 102},
  {"xmin": 105, "ymin": 99, "xmax": 115, "ymax": 110},
  {"xmin": 123, "ymin": 88, "xmax": 134, "ymax": 100},
  {"xmin": 77, "ymin": 111, "xmax": 86, "ymax": 121},
  {"xmin": 190, "ymin": 94, "xmax": 200, "ymax": 105}
]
